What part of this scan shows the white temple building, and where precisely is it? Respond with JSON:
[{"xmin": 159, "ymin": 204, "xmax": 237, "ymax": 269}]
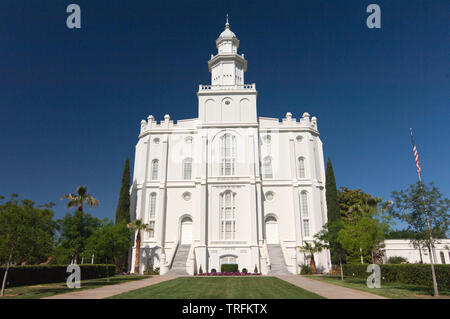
[{"xmin": 129, "ymin": 18, "xmax": 331, "ymax": 275}]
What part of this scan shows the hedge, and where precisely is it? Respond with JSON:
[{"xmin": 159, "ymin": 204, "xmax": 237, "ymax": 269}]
[
  {"xmin": 342, "ymin": 264, "xmax": 450, "ymax": 289},
  {"xmin": 221, "ymin": 264, "xmax": 238, "ymax": 272},
  {"xmin": 0, "ymin": 264, "xmax": 115, "ymax": 288}
]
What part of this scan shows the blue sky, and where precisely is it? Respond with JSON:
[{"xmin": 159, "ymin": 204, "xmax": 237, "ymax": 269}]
[{"xmin": 0, "ymin": 1, "xmax": 448, "ymax": 227}]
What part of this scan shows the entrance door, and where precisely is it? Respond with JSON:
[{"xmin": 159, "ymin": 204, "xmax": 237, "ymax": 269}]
[
  {"xmin": 265, "ymin": 216, "xmax": 279, "ymax": 244},
  {"xmin": 180, "ymin": 217, "xmax": 192, "ymax": 245}
]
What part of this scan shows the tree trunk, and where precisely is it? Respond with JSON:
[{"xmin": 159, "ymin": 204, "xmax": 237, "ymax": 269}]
[
  {"xmin": 339, "ymin": 259, "xmax": 344, "ymax": 280},
  {"xmin": 310, "ymin": 255, "xmax": 317, "ymax": 274},
  {"xmin": 106, "ymin": 257, "xmax": 110, "ymax": 282},
  {"xmin": 134, "ymin": 231, "xmax": 141, "ymax": 274},
  {"xmin": 1, "ymin": 248, "xmax": 13, "ymax": 297},
  {"xmin": 418, "ymin": 245, "xmax": 423, "ymax": 263}
]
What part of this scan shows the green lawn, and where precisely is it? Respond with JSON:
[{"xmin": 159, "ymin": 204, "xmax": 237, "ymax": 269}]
[
  {"xmin": 0, "ymin": 275, "xmax": 151, "ymax": 299},
  {"xmin": 109, "ymin": 276, "xmax": 324, "ymax": 299},
  {"xmin": 306, "ymin": 275, "xmax": 450, "ymax": 299}
]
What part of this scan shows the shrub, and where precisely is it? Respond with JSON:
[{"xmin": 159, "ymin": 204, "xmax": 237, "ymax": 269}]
[
  {"xmin": 341, "ymin": 264, "xmax": 450, "ymax": 289},
  {"xmin": 144, "ymin": 265, "xmax": 159, "ymax": 275},
  {"xmin": 221, "ymin": 264, "xmax": 238, "ymax": 272},
  {"xmin": 254, "ymin": 265, "xmax": 258, "ymax": 273},
  {"xmin": 211, "ymin": 268, "xmax": 217, "ymax": 273},
  {"xmin": 0, "ymin": 264, "xmax": 115, "ymax": 288},
  {"xmin": 387, "ymin": 256, "xmax": 408, "ymax": 264},
  {"xmin": 242, "ymin": 268, "xmax": 248, "ymax": 273},
  {"xmin": 300, "ymin": 264, "xmax": 312, "ymax": 275},
  {"xmin": 199, "ymin": 265, "xmax": 203, "ymax": 274}
]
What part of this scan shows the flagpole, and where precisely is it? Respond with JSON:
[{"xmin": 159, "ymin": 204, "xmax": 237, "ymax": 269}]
[{"xmin": 410, "ymin": 128, "xmax": 439, "ymax": 297}]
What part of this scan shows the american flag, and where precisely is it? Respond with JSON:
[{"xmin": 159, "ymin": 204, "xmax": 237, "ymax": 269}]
[{"xmin": 410, "ymin": 128, "xmax": 421, "ymax": 175}]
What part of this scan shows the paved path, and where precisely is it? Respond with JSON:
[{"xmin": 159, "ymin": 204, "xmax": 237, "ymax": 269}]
[
  {"xmin": 42, "ymin": 275, "xmax": 179, "ymax": 299},
  {"xmin": 276, "ymin": 275, "xmax": 387, "ymax": 299}
]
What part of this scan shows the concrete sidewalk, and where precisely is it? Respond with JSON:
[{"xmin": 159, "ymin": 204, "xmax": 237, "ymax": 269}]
[
  {"xmin": 276, "ymin": 275, "xmax": 387, "ymax": 299},
  {"xmin": 42, "ymin": 275, "xmax": 179, "ymax": 299}
]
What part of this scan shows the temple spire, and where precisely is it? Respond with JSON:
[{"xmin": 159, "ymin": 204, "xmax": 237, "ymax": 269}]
[{"xmin": 226, "ymin": 14, "xmax": 229, "ymax": 29}]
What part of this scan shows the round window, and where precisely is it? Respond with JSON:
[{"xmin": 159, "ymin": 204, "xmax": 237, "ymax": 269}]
[
  {"xmin": 296, "ymin": 136, "xmax": 303, "ymax": 142},
  {"xmin": 182, "ymin": 192, "xmax": 191, "ymax": 201},
  {"xmin": 265, "ymin": 191, "xmax": 274, "ymax": 201},
  {"xmin": 153, "ymin": 137, "xmax": 160, "ymax": 144},
  {"xmin": 225, "ymin": 100, "xmax": 231, "ymax": 105},
  {"xmin": 185, "ymin": 136, "xmax": 193, "ymax": 144},
  {"xmin": 263, "ymin": 135, "xmax": 271, "ymax": 144}
]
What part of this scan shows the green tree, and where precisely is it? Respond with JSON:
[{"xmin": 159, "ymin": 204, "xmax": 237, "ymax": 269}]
[
  {"xmin": 115, "ymin": 158, "xmax": 131, "ymax": 224},
  {"xmin": 0, "ymin": 195, "xmax": 56, "ymax": 296},
  {"xmin": 324, "ymin": 158, "xmax": 345, "ymax": 265},
  {"xmin": 114, "ymin": 159, "xmax": 131, "ymax": 272},
  {"xmin": 127, "ymin": 219, "xmax": 152, "ymax": 274},
  {"xmin": 59, "ymin": 186, "xmax": 100, "ymax": 263},
  {"xmin": 384, "ymin": 182, "xmax": 449, "ymax": 263},
  {"xmin": 55, "ymin": 211, "xmax": 101, "ymax": 264},
  {"xmin": 337, "ymin": 187, "xmax": 389, "ymax": 264},
  {"xmin": 86, "ymin": 219, "xmax": 132, "ymax": 273}
]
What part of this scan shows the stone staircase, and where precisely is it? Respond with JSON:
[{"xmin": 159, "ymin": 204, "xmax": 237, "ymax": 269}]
[
  {"xmin": 267, "ymin": 244, "xmax": 291, "ymax": 275},
  {"xmin": 168, "ymin": 244, "xmax": 190, "ymax": 275}
]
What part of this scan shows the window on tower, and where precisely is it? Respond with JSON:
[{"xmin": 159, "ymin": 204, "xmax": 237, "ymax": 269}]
[
  {"xmin": 183, "ymin": 157, "xmax": 192, "ymax": 180},
  {"xmin": 148, "ymin": 193, "xmax": 157, "ymax": 238},
  {"xmin": 263, "ymin": 156, "xmax": 273, "ymax": 179},
  {"xmin": 300, "ymin": 191, "xmax": 310, "ymax": 238},
  {"xmin": 298, "ymin": 157, "xmax": 306, "ymax": 178},
  {"xmin": 151, "ymin": 159, "xmax": 159, "ymax": 180},
  {"xmin": 220, "ymin": 134, "xmax": 236, "ymax": 176},
  {"xmin": 220, "ymin": 191, "xmax": 236, "ymax": 240}
]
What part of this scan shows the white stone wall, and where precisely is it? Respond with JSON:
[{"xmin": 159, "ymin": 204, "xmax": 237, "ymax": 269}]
[
  {"xmin": 129, "ymin": 21, "xmax": 331, "ymax": 275},
  {"xmin": 383, "ymin": 239, "xmax": 450, "ymax": 264}
]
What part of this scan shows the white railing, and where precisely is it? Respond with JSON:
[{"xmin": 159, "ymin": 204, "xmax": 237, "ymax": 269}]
[
  {"xmin": 168, "ymin": 240, "xmax": 179, "ymax": 270},
  {"xmin": 262, "ymin": 240, "xmax": 270, "ymax": 274},
  {"xmin": 199, "ymin": 83, "xmax": 256, "ymax": 91},
  {"xmin": 186, "ymin": 245, "xmax": 196, "ymax": 275}
]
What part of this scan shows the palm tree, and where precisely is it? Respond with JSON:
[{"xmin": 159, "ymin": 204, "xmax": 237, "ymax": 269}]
[
  {"xmin": 298, "ymin": 240, "xmax": 326, "ymax": 274},
  {"xmin": 61, "ymin": 186, "xmax": 99, "ymax": 263},
  {"xmin": 61, "ymin": 186, "xmax": 99, "ymax": 212},
  {"xmin": 127, "ymin": 219, "xmax": 153, "ymax": 274}
]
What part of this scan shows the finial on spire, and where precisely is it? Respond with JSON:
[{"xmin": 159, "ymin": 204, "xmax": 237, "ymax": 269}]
[{"xmin": 225, "ymin": 13, "xmax": 230, "ymax": 29}]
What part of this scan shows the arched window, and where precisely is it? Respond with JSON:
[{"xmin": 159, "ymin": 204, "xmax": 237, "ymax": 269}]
[
  {"xmin": 298, "ymin": 157, "xmax": 306, "ymax": 178},
  {"xmin": 183, "ymin": 157, "xmax": 192, "ymax": 180},
  {"xmin": 148, "ymin": 193, "xmax": 157, "ymax": 238},
  {"xmin": 151, "ymin": 159, "xmax": 159, "ymax": 180},
  {"xmin": 220, "ymin": 191, "xmax": 236, "ymax": 240},
  {"xmin": 300, "ymin": 191, "xmax": 310, "ymax": 238},
  {"xmin": 220, "ymin": 133, "xmax": 236, "ymax": 176},
  {"xmin": 263, "ymin": 156, "xmax": 273, "ymax": 179},
  {"xmin": 220, "ymin": 255, "xmax": 237, "ymax": 266}
]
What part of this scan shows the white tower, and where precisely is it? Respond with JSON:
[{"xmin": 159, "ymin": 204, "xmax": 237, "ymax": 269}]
[
  {"xmin": 198, "ymin": 16, "xmax": 257, "ymax": 124},
  {"xmin": 209, "ymin": 15, "xmax": 247, "ymax": 86}
]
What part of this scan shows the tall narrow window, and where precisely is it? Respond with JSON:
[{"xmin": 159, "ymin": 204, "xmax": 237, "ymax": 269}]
[
  {"xmin": 220, "ymin": 134, "xmax": 236, "ymax": 176},
  {"xmin": 151, "ymin": 159, "xmax": 159, "ymax": 180},
  {"xmin": 298, "ymin": 157, "xmax": 306, "ymax": 178},
  {"xmin": 183, "ymin": 157, "xmax": 192, "ymax": 180},
  {"xmin": 263, "ymin": 156, "xmax": 273, "ymax": 179},
  {"xmin": 302, "ymin": 220, "xmax": 310, "ymax": 238},
  {"xmin": 440, "ymin": 252, "xmax": 446, "ymax": 264},
  {"xmin": 300, "ymin": 191, "xmax": 309, "ymax": 217},
  {"xmin": 148, "ymin": 193, "xmax": 157, "ymax": 238},
  {"xmin": 300, "ymin": 191, "xmax": 310, "ymax": 238},
  {"xmin": 220, "ymin": 191, "xmax": 236, "ymax": 240}
]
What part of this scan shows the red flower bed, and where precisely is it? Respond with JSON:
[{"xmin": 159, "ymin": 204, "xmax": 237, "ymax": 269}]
[{"xmin": 196, "ymin": 272, "xmax": 261, "ymax": 276}]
